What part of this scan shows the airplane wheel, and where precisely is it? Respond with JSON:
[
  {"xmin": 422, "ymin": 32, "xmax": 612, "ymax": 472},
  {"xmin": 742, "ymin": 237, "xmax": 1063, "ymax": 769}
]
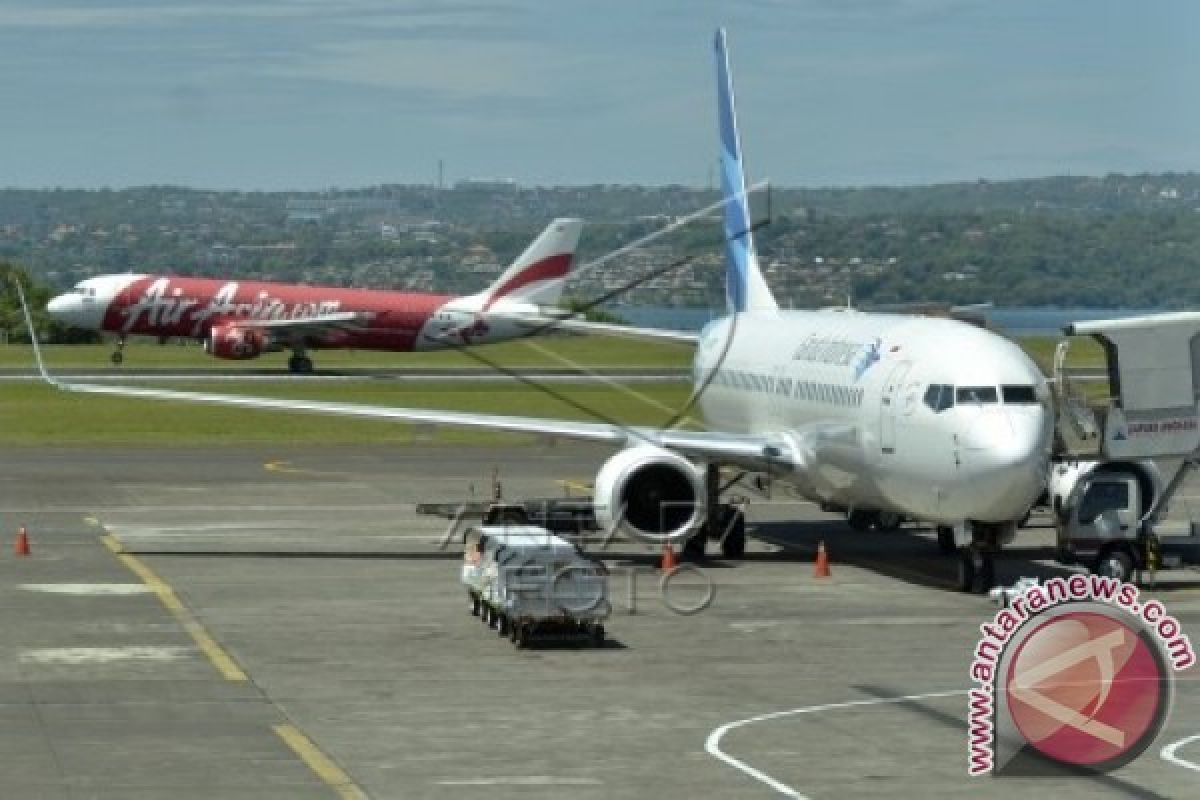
[
  {"xmin": 591, "ymin": 624, "xmax": 605, "ymax": 647},
  {"xmin": 1095, "ymin": 549, "xmax": 1134, "ymax": 583},
  {"xmin": 497, "ymin": 614, "xmax": 509, "ymax": 636},
  {"xmin": 111, "ymin": 350, "xmax": 124, "ymax": 365},
  {"xmin": 936, "ymin": 526, "xmax": 956, "ymax": 554},
  {"xmin": 469, "ymin": 593, "xmax": 480, "ymax": 616},
  {"xmin": 957, "ymin": 548, "xmax": 993, "ymax": 594},
  {"xmin": 288, "ymin": 355, "xmax": 314, "ymax": 374},
  {"xmin": 514, "ymin": 624, "xmax": 530, "ymax": 649}
]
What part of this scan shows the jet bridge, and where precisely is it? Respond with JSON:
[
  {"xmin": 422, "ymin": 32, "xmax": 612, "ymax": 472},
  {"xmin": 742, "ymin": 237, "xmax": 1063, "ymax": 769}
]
[
  {"xmin": 1059, "ymin": 312, "xmax": 1200, "ymax": 459},
  {"xmin": 1051, "ymin": 312, "xmax": 1200, "ymax": 581}
]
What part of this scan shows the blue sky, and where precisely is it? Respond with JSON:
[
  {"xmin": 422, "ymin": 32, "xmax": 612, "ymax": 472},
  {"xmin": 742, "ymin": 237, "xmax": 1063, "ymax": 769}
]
[{"xmin": 1, "ymin": 0, "xmax": 1198, "ymax": 190}]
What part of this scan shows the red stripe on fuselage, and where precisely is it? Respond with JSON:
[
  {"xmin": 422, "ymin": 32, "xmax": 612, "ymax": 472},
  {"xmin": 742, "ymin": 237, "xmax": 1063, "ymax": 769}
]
[
  {"xmin": 482, "ymin": 253, "xmax": 572, "ymax": 310},
  {"xmin": 102, "ymin": 276, "xmax": 453, "ymax": 352}
]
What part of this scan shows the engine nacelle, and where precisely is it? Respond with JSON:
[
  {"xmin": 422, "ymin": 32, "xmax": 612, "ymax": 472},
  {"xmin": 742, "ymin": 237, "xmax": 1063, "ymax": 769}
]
[
  {"xmin": 205, "ymin": 324, "xmax": 267, "ymax": 360},
  {"xmin": 593, "ymin": 446, "xmax": 706, "ymax": 544}
]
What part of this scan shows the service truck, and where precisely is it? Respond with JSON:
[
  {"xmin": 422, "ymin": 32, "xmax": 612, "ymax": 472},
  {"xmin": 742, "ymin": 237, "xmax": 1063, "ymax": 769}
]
[
  {"xmin": 461, "ymin": 525, "xmax": 610, "ymax": 647},
  {"xmin": 1049, "ymin": 313, "xmax": 1200, "ymax": 582}
]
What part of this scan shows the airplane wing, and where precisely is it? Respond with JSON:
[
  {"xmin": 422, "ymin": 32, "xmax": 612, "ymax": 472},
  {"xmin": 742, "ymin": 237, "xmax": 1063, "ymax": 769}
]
[
  {"xmin": 493, "ymin": 311, "xmax": 700, "ymax": 345},
  {"xmin": 15, "ymin": 281, "xmax": 861, "ymax": 475}
]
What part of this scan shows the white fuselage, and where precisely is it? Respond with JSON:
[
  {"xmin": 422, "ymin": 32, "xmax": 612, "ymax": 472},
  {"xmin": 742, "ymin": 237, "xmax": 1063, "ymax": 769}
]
[{"xmin": 693, "ymin": 310, "xmax": 1054, "ymax": 524}]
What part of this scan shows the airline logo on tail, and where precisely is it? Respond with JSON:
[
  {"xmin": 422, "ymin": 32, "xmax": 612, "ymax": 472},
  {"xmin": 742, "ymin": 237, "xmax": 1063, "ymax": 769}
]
[
  {"xmin": 715, "ymin": 28, "xmax": 777, "ymax": 315},
  {"xmin": 482, "ymin": 217, "xmax": 584, "ymax": 309}
]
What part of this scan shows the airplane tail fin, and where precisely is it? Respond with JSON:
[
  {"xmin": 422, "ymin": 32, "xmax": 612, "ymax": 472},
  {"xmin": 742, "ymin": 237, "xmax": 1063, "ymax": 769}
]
[
  {"xmin": 481, "ymin": 218, "xmax": 583, "ymax": 309},
  {"xmin": 715, "ymin": 28, "xmax": 777, "ymax": 314}
]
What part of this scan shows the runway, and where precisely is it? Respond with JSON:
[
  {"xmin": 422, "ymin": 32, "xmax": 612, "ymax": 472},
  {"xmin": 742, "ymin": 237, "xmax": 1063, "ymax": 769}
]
[{"xmin": 1, "ymin": 445, "xmax": 1197, "ymax": 798}]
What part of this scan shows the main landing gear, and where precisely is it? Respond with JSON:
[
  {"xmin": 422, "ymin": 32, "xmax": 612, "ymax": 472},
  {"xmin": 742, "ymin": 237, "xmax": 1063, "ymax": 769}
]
[
  {"xmin": 110, "ymin": 336, "xmax": 126, "ymax": 365},
  {"xmin": 682, "ymin": 464, "xmax": 747, "ymax": 560},
  {"xmin": 287, "ymin": 351, "xmax": 315, "ymax": 374}
]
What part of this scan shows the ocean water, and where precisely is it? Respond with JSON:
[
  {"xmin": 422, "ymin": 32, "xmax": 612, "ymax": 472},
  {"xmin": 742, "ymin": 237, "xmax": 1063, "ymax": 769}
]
[{"xmin": 616, "ymin": 306, "xmax": 1159, "ymax": 337}]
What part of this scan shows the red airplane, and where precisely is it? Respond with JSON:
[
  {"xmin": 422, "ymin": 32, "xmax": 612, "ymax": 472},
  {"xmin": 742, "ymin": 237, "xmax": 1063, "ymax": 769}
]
[{"xmin": 46, "ymin": 219, "xmax": 583, "ymax": 373}]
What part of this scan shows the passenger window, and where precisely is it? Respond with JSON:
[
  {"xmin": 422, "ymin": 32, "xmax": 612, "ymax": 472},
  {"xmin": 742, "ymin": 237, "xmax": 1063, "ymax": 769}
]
[
  {"xmin": 955, "ymin": 386, "xmax": 997, "ymax": 404},
  {"xmin": 923, "ymin": 384, "xmax": 953, "ymax": 412},
  {"xmin": 1002, "ymin": 385, "xmax": 1038, "ymax": 404}
]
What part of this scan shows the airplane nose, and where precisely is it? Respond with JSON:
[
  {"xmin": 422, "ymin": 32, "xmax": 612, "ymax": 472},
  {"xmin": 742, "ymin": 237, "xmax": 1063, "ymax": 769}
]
[
  {"xmin": 46, "ymin": 294, "xmax": 71, "ymax": 314},
  {"xmin": 963, "ymin": 408, "xmax": 1051, "ymax": 520},
  {"xmin": 46, "ymin": 294, "xmax": 79, "ymax": 320}
]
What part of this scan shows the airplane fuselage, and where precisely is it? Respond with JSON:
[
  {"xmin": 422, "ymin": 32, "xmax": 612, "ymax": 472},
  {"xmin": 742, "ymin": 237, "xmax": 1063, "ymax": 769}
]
[
  {"xmin": 693, "ymin": 309, "xmax": 1053, "ymax": 524},
  {"xmin": 49, "ymin": 274, "xmax": 539, "ymax": 352}
]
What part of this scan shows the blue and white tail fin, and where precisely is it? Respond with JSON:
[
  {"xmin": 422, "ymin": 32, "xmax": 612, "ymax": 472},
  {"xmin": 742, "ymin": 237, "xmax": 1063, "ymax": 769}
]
[{"xmin": 715, "ymin": 28, "xmax": 777, "ymax": 314}]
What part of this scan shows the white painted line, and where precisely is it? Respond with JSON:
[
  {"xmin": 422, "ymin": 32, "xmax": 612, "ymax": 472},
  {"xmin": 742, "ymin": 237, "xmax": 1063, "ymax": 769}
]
[
  {"xmin": 705, "ymin": 689, "xmax": 967, "ymax": 799},
  {"xmin": 108, "ymin": 531, "xmax": 446, "ymax": 541},
  {"xmin": 1161, "ymin": 733, "xmax": 1200, "ymax": 772},
  {"xmin": 436, "ymin": 777, "xmax": 602, "ymax": 786},
  {"xmin": 20, "ymin": 646, "xmax": 194, "ymax": 665},
  {"xmin": 18, "ymin": 583, "xmax": 151, "ymax": 596},
  {"xmin": 0, "ymin": 504, "xmax": 418, "ymax": 513},
  {"xmin": 107, "ymin": 522, "xmax": 316, "ymax": 533}
]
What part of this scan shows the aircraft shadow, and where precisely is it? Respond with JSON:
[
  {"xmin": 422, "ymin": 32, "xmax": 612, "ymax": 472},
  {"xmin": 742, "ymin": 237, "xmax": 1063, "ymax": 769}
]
[{"xmin": 748, "ymin": 519, "xmax": 1080, "ymax": 592}]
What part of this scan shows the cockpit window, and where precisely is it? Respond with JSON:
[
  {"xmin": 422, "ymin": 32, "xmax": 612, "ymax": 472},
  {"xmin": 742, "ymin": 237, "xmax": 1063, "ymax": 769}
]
[
  {"xmin": 1002, "ymin": 385, "xmax": 1038, "ymax": 404},
  {"xmin": 956, "ymin": 386, "xmax": 998, "ymax": 404},
  {"xmin": 923, "ymin": 384, "xmax": 953, "ymax": 412}
]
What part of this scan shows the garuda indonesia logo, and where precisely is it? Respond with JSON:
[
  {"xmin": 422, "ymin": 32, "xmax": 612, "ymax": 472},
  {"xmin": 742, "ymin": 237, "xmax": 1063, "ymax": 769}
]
[{"xmin": 852, "ymin": 338, "xmax": 882, "ymax": 381}]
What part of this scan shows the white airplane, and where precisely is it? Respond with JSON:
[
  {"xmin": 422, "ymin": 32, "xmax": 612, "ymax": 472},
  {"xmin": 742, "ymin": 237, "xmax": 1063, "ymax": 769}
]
[{"xmin": 20, "ymin": 29, "xmax": 1054, "ymax": 592}]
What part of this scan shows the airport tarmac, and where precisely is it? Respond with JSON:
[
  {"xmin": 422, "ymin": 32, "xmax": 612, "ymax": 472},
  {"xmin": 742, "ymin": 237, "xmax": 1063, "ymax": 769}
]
[{"xmin": 1, "ymin": 445, "xmax": 1197, "ymax": 799}]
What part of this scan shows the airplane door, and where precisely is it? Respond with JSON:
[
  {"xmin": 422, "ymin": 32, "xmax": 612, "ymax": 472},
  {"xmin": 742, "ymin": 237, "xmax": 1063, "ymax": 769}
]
[{"xmin": 879, "ymin": 361, "xmax": 911, "ymax": 454}]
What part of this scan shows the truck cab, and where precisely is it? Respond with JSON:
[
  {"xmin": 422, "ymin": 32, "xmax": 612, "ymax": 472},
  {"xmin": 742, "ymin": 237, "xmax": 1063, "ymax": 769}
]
[{"xmin": 1056, "ymin": 463, "xmax": 1145, "ymax": 581}]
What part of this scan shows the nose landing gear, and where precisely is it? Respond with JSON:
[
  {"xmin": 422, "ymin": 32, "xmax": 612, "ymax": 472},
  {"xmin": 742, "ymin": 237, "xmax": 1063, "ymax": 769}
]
[
  {"xmin": 956, "ymin": 544, "xmax": 996, "ymax": 595},
  {"xmin": 110, "ymin": 337, "xmax": 126, "ymax": 365},
  {"xmin": 951, "ymin": 521, "xmax": 1010, "ymax": 594}
]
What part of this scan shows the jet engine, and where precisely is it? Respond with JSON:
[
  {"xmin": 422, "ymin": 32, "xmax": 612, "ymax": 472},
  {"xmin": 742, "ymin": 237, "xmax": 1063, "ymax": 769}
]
[
  {"xmin": 593, "ymin": 446, "xmax": 706, "ymax": 544},
  {"xmin": 205, "ymin": 324, "xmax": 267, "ymax": 360}
]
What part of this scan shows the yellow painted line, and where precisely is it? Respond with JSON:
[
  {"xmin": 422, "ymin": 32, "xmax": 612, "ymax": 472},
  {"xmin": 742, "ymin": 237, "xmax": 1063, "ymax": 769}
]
[
  {"xmin": 101, "ymin": 533, "xmax": 248, "ymax": 682},
  {"xmin": 274, "ymin": 723, "xmax": 367, "ymax": 800},
  {"xmin": 265, "ymin": 459, "xmax": 348, "ymax": 478},
  {"xmin": 556, "ymin": 479, "xmax": 592, "ymax": 495}
]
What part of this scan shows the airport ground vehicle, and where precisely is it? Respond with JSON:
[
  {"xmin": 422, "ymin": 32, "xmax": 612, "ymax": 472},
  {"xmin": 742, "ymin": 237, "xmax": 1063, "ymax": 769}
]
[
  {"xmin": 461, "ymin": 525, "xmax": 610, "ymax": 648},
  {"xmin": 1049, "ymin": 312, "xmax": 1200, "ymax": 582}
]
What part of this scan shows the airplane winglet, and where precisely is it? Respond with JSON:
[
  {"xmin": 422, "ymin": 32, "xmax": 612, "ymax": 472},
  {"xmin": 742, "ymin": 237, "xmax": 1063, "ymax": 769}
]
[{"xmin": 13, "ymin": 278, "xmax": 62, "ymax": 388}]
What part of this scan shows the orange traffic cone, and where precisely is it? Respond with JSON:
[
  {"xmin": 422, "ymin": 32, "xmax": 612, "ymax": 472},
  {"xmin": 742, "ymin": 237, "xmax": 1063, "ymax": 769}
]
[
  {"xmin": 813, "ymin": 540, "xmax": 831, "ymax": 578},
  {"xmin": 660, "ymin": 544, "xmax": 678, "ymax": 571},
  {"xmin": 15, "ymin": 526, "xmax": 31, "ymax": 557}
]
